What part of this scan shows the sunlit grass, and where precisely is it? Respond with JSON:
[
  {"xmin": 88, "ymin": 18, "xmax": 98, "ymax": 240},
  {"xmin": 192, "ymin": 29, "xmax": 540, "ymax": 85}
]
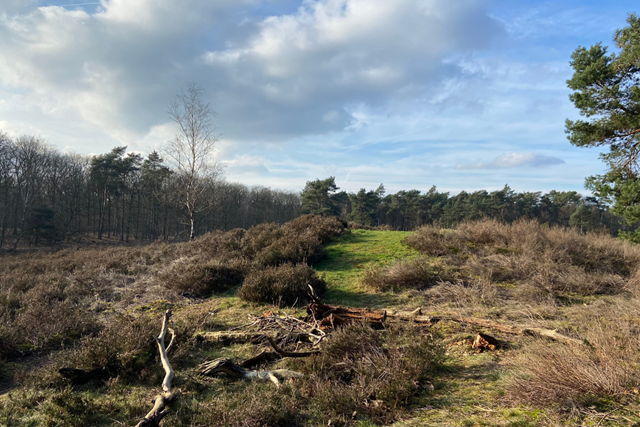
[{"xmin": 313, "ymin": 229, "xmax": 418, "ymax": 307}]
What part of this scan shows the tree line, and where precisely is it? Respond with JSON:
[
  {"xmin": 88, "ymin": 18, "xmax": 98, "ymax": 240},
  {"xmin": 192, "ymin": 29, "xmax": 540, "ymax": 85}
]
[
  {"xmin": 301, "ymin": 177, "xmax": 637, "ymax": 234},
  {"xmin": 1, "ymin": 135, "xmax": 634, "ymax": 250},
  {"xmin": 0, "ymin": 133, "xmax": 301, "ymax": 249}
]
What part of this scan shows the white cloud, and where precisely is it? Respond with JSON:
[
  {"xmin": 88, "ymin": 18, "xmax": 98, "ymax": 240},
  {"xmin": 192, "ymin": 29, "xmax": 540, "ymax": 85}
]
[
  {"xmin": 455, "ymin": 152, "xmax": 565, "ymax": 170},
  {"xmin": 0, "ymin": 0, "xmax": 502, "ymax": 146},
  {"xmin": 224, "ymin": 155, "xmax": 270, "ymax": 176},
  {"xmin": 0, "ymin": 0, "xmax": 37, "ymax": 14},
  {"xmin": 0, "ymin": 0, "xmax": 608, "ymax": 194},
  {"xmin": 198, "ymin": 0, "xmax": 503, "ymax": 139}
]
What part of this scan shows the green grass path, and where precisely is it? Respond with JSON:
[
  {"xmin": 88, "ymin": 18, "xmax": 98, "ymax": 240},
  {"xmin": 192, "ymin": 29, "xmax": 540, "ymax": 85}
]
[{"xmin": 314, "ymin": 229, "xmax": 418, "ymax": 308}]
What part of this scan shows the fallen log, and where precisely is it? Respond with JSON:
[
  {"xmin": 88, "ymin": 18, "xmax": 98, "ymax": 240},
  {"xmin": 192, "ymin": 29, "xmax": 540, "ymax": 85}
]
[
  {"xmin": 135, "ymin": 310, "xmax": 176, "ymax": 427},
  {"xmin": 307, "ymin": 300, "xmax": 584, "ymax": 346},
  {"xmin": 305, "ymin": 301, "xmax": 386, "ymax": 331},
  {"xmin": 266, "ymin": 337, "xmax": 320, "ymax": 357},
  {"xmin": 198, "ymin": 357, "xmax": 303, "ymax": 387},
  {"xmin": 389, "ymin": 311, "xmax": 584, "ymax": 346},
  {"xmin": 522, "ymin": 327, "xmax": 585, "ymax": 346},
  {"xmin": 240, "ymin": 350, "xmax": 280, "ymax": 368},
  {"xmin": 194, "ymin": 331, "xmax": 314, "ymax": 345}
]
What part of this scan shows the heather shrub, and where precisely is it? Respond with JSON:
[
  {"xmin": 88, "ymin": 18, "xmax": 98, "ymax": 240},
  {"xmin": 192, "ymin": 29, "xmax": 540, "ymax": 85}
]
[
  {"xmin": 158, "ymin": 256, "xmax": 245, "ymax": 297},
  {"xmin": 13, "ymin": 300, "xmax": 99, "ymax": 351},
  {"xmin": 362, "ymin": 257, "xmax": 456, "ymax": 291},
  {"xmin": 193, "ymin": 382, "xmax": 302, "ymax": 427},
  {"xmin": 507, "ymin": 316, "xmax": 640, "ymax": 410},
  {"xmin": 25, "ymin": 313, "xmax": 160, "ymax": 388},
  {"xmin": 188, "ymin": 228, "xmax": 245, "ymax": 260},
  {"xmin": 254, "ymin": 232, "xmax": 326, "ymax": 266},
  {"xmin": 191, "ymin": 215, "xmax": 345, "ymax": 268},
  {"xmin": 241, "ymin": 223, "xmax": 285, "ymax": 257},
  {"xmin": 0, "ymin": 215, "xmax": 344, "ymax": 360},
  {"xmin": 238, "ymin": 263, "xmax": 327, "ymax": 306},
  {"xmin": 297, "ymin": 322, "xmax": 444, "ymax": 425},
  {"xmin": 425, "ymin": 279, "xmax": 498, "ymax": 307},
  {"xmin": 282, "ymin": 214, "xmax": 346, "ymax": 244},
  {"xmin": 404, "ymin": 219, "xmax": 640, "ymax": 300},
  {"xmin": 40, "ymin": 387, "xmax": 103, "ymax": 427}
]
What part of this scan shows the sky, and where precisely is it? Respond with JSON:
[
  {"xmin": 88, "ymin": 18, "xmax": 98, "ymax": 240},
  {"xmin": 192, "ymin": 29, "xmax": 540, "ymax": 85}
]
[{"xmin": 0, "ymin": 0, "xmax": 637, "ymax": 194}]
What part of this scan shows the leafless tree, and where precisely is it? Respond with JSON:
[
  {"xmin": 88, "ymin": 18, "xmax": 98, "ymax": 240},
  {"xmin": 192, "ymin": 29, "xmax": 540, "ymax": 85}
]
[{"xmin": 164, "ymin": 83, "xmax": 223, "ymax": 240}]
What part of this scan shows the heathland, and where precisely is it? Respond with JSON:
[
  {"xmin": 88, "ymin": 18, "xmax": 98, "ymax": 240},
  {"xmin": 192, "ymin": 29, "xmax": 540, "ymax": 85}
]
[{"xmin": 1, "ymin": 216, "xmax": 639, "ymax": 426}]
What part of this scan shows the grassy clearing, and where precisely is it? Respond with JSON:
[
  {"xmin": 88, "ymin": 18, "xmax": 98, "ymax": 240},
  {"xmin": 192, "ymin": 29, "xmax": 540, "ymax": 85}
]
[{"xmin": 315, "ymin": 229, "xmax": 418, "ymax": 307}]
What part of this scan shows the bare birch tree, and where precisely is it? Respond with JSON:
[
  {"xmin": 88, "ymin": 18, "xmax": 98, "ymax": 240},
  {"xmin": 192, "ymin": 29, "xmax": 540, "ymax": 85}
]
[{"xmin": 164, "ymin": 83, "xmax": 222, "ymax": 240}]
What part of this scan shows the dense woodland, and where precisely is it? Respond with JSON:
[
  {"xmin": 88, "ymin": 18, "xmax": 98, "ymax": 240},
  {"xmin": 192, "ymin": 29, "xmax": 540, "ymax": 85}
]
[
  {"xmin": 0, "ymin": 134, "xmax": 302, "ymax": 249},
  {"xmin": 0, "ymin": 134, "xmax": 636, "ymax": 250},
  {"xmin": 302, "ymin": 177, "xmax": 638, "ymax": 234}
]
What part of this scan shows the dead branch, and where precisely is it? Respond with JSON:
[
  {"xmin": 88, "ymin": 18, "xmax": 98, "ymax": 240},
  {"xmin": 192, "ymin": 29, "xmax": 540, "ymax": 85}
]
[
  {"xmin": 240, "ymin": 350, "xmax": 280, "ymax": 368},
  {"xmin": 198, "ymin": 357, "xmax": 303, "ymax": 387},
  {"xmin": 305, "ymin": 301, "xmax": 386, "ymax": 331},
  {"xmin": 135, "ymin": 310, "xmax": 176, "ymax": 427},
  {"xmin": 194, "ymin": 330, "xmax": 314, "ymax": 345},
  {"xmin": 308, "ymin": 301, "xmax": 584, "ymax": 346},
  {"xmin": 522, "ymin": 327, "xmax": 585, "ymax": 346},
  {"xmin": 266, "ymin": 337, "xmax": 320, "ymax": 358},
  {"xmin": 387, "ymin": 311, "xmax": 585, "ymax": 346}
]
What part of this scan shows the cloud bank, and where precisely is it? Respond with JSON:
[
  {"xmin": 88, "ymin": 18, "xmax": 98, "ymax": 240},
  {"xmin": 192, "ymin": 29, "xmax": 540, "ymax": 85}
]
[
  {"xmin": 0, "ymin": 0, "xmax": 626, "ymax": 193},
  {"xmin": 455, "ymin": 152, "xmax": 565, "ymax": 170}
]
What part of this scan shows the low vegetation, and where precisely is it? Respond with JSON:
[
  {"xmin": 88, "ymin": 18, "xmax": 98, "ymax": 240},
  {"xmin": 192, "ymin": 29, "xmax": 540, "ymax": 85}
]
[
  {"xmin": 0, "ymin": 214, "xmax": 345, "ymax": 360},
  {"xmin": 1, "ymin": 217, "xmax": 640, "ymax": 426},
  {"xmin": 366, "ymin": 219, "xmax": 640, "ymax": 301},
  {"xmin": 238, "ymin": 263, "xmax": 327, "ymax": 306}
]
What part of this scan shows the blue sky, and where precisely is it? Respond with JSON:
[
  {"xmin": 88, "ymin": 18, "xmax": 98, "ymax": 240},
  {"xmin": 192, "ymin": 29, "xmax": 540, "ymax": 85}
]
[{"xmin": 0, "ymin": 0, "xmax": 636, "ymax": 194}]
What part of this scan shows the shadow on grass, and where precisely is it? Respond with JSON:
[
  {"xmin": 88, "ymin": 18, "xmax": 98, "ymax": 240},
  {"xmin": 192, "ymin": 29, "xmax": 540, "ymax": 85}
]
[
  {"xmin": 322, "ymin": 287, "xmax": 400, "ymax": 308},
  {"xmin": 314, "ymin": 232, "xmax": 373, "ymax": 271}
]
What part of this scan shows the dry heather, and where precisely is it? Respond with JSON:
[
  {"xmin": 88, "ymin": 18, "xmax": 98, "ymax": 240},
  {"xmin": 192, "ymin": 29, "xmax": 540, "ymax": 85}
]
[
  {"xmin": 238, "ymin": 263, "xmax": 327, "ymax": 306},
  {"xmin": 0, "ymin": 215, "xmax": 346, "ymax": 363},
  {"xmin": 362, "ymin": 257, "xmax": 456, "ymax": 292},
  {"xmin": 192, "ymin": 322, "xmax": 444, "ymax": 427},
  {"xmin": 507, "ymin": 298, "xmax": 640, "ymax": 410},
  {"xmin": 366, "ymin": 219, "xmax": 640, "ymax": 302}
]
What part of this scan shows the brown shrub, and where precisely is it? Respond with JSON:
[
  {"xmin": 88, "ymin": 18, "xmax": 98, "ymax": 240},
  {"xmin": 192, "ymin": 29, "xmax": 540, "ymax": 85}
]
[
  {"xmin": 253, "ymin": 232, "xmax": 326, "ymax": 267},
  {"xmin": 241, "ymin": 223, "xmax": 285, "ymax": 257},
  {"xmin": 190, "ymin": 228, "xmax": 246, "ymax": 260},
  {"xmin": 296, "ymin": 322, "xmax": 444, "ymax": 425},
  {"xmin": 425, "ymin": 279, "xmax": 499, "ymax": 307},
  {"xmin": 282, "ymin": 214, "xmax": 346, "ymax": 244},
  {"xmin": 507, "ymin": 319, "xmax": 640, "ymax": 410},
  {"xmin": 404, "ymin": 219, "xmax": 640, "ymax": 301},
  {"xmin": 0, "ymin": 215, "xmax": 343, "ymax": 361},
  {"xmin": 238, "ymin": 263, "xmax": 327, "ymax": 306},
  {"xmin": 250, "ymin": 215, "xmax": 345, "ymax": 267},
  {"xmin": 22, "ymin": 313, "xmax": 160, "ymax": 388},
  {"xmin": 193, "ymin": 382, "xmax": 302, "ymax": 427},
  {"xmin": 157, "ymin": 256, "xmax": 245, "ymax": 297},
  {"xmin": 362, "ymin": 257, "xmax": 456, "ymax": 292},
  {"xmin": 191, "ymin": 215, "xmax": 345, "ymax": 268},
  {"xmin": 13, "ymin": 300, "xmax": 99, "ymax": 350}
]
